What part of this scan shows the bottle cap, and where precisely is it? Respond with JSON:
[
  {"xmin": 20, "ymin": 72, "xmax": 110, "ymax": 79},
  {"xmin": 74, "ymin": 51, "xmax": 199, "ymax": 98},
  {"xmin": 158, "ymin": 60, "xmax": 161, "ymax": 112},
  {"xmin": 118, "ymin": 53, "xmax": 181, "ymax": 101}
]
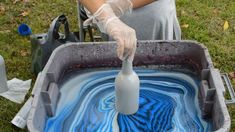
[{"xmin": 18, "ymin": 24, "xmax": 32, "ymax": 36}]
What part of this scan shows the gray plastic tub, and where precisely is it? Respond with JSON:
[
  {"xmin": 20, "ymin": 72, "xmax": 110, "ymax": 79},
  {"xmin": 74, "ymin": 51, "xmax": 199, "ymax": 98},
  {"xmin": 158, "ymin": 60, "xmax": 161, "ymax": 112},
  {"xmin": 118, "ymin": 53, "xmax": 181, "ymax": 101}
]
[{"xmin": 27, "ymin": 40, "xmax": 231, "ymax": 132}]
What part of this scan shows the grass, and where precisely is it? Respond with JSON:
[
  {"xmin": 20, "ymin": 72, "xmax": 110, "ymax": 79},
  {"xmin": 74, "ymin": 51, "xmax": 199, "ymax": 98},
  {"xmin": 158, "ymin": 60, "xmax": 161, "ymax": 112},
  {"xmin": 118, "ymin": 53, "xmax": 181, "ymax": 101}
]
[{"xmin": 0, "ymin": 0, "xmax": 234, "ymax": 131}]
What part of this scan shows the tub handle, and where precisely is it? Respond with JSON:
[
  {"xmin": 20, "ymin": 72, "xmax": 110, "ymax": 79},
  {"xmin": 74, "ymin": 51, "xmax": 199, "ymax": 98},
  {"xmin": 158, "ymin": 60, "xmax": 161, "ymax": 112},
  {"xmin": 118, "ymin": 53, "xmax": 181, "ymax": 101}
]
[{"xmin": 221, "ymin": 73, "xmax": 235, "ymax": 105}]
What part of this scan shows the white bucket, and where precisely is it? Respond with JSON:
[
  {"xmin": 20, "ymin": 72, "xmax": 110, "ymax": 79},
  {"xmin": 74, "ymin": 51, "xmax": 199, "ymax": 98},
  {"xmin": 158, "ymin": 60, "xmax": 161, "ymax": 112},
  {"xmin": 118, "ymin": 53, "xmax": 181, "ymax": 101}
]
[{"xmin": 0, "ymin": 55, "xmax": 8, "ymax": 93}]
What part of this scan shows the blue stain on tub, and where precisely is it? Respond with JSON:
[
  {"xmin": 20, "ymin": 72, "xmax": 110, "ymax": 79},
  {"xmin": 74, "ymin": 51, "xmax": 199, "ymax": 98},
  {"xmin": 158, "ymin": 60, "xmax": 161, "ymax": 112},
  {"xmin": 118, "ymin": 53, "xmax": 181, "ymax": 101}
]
[{"xmin": 44, "ymin": 69, "xmax": 211, "ymax": 132}]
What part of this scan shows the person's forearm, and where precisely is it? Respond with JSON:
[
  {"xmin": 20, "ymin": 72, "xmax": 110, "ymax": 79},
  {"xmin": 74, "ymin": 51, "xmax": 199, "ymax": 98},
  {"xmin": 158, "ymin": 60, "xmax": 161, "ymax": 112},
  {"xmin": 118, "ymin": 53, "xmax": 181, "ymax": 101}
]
[
  {"xmin": 80, "ymin": 0, "xmax": 105, "ymax": 14},
  {"xmin": 80, "ymin": 0, "xmax": 155, "ymax": 14},
  {"xmin": 132, "ymin": 0, "xmax": 155, "ymax": 9}
]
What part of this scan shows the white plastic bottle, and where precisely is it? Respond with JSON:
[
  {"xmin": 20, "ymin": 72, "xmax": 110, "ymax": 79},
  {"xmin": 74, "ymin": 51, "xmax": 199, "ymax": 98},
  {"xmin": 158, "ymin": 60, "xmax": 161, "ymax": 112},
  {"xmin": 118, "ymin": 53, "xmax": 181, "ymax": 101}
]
[
  {"xmin": 115, "ymin": 60, "xmax": 140, "ymax": 115},
  {"xmin": 0, "ymin": 55, "xmax": 8, "ymax": 93}
]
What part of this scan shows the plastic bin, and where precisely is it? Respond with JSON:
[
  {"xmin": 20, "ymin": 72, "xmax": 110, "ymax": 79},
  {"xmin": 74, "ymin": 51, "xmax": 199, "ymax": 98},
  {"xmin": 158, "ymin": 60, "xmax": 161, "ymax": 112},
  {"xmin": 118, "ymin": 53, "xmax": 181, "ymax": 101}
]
[{"xmin": 27, "ymin": 40, "xmax": 231, "ymax": 132}]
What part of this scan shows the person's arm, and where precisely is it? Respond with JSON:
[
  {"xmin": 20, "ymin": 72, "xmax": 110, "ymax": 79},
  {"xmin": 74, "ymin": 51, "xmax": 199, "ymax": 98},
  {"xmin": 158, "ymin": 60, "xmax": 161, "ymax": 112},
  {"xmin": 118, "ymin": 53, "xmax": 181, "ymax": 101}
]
[
  {"xmin": 105, "ymin": 0, "xmax": 155, "ymax": 18},
  {"xmin": 132, "ymin": 0, "xmax": 155, "ymax": 9},
  {"xmin": 80, "ymin": 0, "xmax": 155, "ymax": 14},
  {"xmin": 80, "ymin": 1, "xmax": 137, "ymax": 61},
  {"xmin": 80, "ymin": 0, "xmax": 105, "ymax": 14}
]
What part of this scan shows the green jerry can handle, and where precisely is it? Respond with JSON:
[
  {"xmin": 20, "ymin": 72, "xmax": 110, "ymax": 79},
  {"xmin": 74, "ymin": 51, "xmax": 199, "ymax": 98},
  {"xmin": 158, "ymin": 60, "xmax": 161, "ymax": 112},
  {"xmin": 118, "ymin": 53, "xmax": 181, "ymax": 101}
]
[
  {"xmin": 31, "ymin": 15, "xmax": 78, "ymax": 75},
  {"xmin": 47, "ymin": 15, "xmax": 71, "ymax": 42}
]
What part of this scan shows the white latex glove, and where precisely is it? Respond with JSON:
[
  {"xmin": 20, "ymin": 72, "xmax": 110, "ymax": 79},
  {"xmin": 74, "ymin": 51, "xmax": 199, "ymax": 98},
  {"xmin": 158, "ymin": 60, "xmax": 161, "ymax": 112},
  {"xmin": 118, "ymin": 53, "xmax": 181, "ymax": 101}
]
[
  {"xmin": 105, "ymin": 17, "xmax": 136, "ymax": 61},
  {"xmin": 106, "ymin": 0, "xmax": 133, "ymax": 17},
  {"xmin": 85, "ymin": 4, "xmax": 137, "ymax": 61}
]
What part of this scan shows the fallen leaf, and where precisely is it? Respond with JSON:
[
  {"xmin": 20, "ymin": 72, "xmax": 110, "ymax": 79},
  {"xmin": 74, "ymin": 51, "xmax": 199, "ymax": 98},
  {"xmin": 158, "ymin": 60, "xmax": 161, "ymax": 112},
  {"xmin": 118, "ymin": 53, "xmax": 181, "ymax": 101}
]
[
  {"xmin": 223, "ymin": 21, "xmax": 229, "ymax": 31},
  {"xmin": 20, "ymin": 50, "xmax": 30, "ymax": 57},
  {"xmin": 21, "ymin": 11, "xmax": 29, "ymax": 16},
  {"xmin": 0, "ymin": 5, "xmax": 5, "ymax": 14},
  {"xmin": 13, "ymin": 0, "xmax": 20, "ymax": 4},
  {"xmin": 181, "ymin": 24, "xmax": 189, "ymax": 28},
  {"xmin": 0, "ymin": 30, "xmax": 11, "ymax": 33},
  {"xmin": 181, "ymin": 10, "xmax": 186, "ymax": 16},
  {"xmin": 229, "ymin": 72, "xmax": 235, "ymax": 78},
  {"xmin": 23, "ymin": 0, "xmax": 30, "ymax": 2},
  {"xmin": 213, "ymin": 9, "xmax": 220, "ymax": 14}
]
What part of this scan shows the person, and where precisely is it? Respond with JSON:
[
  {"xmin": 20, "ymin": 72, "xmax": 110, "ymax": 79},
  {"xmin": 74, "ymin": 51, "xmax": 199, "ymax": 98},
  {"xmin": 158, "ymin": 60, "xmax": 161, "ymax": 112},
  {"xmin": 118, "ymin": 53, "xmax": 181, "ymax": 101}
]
[{"xmin": 80, "ymin": 0, "xmax": 181, "ymax": 61}]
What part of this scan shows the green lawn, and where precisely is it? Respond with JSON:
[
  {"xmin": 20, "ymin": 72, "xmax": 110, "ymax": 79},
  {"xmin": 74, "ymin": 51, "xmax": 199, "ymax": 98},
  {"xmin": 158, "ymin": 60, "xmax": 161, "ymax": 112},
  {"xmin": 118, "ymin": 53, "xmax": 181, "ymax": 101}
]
[{"xmin": 0, "ymin": 0, "xmax": 234, "ymax": 131}]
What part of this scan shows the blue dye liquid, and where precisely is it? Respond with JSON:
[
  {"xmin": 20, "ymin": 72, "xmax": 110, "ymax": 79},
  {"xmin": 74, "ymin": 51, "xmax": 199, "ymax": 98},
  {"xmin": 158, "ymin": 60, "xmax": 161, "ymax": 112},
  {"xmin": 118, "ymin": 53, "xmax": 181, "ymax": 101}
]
[{"xmin": 45, "ymin": 69, "xmax": 211, "ymax": 132}]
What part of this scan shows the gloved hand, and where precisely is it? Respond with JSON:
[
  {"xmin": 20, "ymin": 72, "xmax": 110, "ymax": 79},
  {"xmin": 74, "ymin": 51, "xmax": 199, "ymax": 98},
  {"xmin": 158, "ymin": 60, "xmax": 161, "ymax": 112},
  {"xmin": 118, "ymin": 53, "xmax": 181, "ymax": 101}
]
[
  {"xmin": 106, "ymin": 0, "xmax": 133, "ymax": 17},
  {"xmin": 85, "ymin": 4, "xmax": 137, "ymax": 61},
  {"xmin": 107, "ymin": 17, "xmax": 137, "ymax": 61}
]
